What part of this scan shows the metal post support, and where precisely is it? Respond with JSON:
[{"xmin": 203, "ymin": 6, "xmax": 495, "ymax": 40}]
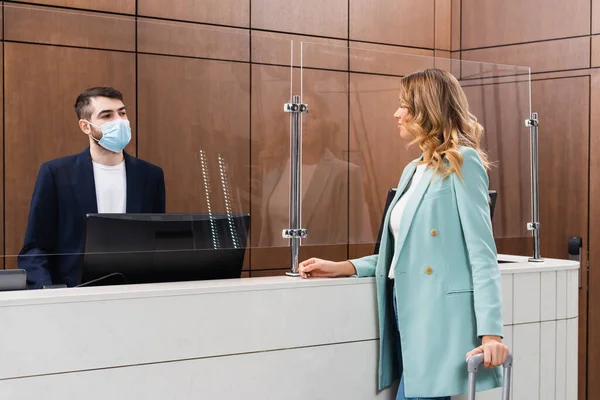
[
  {"xmin": 283, "ymin": 96, "xmax": 308, "ymax": 276},
  {"xmin": 525, "ymin": 112, "xmax": 544, "ymax": 262}
]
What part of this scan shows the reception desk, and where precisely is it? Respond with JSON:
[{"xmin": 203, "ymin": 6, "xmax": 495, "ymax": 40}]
[{"xmin": 0, "ymin": 255, "xmax": 578, "ymax": 400}]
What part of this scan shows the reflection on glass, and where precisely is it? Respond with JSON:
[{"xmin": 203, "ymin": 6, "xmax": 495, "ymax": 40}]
[
  {"xmin": 256, "ymin": 92, "xmax": 371, "ymax": 247},
  {"xmin": 460, "ymin": 75, "xmax": 531, "ymax": 239},
  {"xmin": 301, "ymin": 41, "xmax": 532, "ymax": 245}
]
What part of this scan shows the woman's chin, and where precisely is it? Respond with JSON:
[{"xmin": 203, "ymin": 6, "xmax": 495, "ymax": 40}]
[{"xmin": 399, "ymin": 131, "xmax": 410, "ymax": 140}]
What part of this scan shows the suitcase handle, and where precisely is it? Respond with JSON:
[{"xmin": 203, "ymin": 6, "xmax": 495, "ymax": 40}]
[{"xmin": 467, "ymin": 352, "xmax": 513, "ymax": 400}]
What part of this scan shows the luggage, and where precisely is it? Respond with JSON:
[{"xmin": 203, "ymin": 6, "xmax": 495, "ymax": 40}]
[{"xmin": 467, "ymin": 352, "xmax": 513, "ymax": 400}]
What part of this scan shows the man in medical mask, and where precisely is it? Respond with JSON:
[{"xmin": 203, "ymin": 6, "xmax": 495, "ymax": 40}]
[{"xmin": 17, "ymin": 87, "xmax": 166, "ymax": 289}]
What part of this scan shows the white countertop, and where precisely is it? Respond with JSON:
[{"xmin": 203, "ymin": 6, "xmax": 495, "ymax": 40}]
[
  {"xmin": 0, "ymin": 254, "xmax": 578, "ymax": 306},
  {"xmin": 496, "ymin": 253, "xmax": 579, "ymax": 273},
  {"xmin": 0, "ymin": 254, "xmax": 579, "ymax": 400}
]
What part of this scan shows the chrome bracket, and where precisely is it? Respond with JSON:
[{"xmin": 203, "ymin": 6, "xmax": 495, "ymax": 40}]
[
  {"xmin": 525, "ymin": 118, "xmax": 538, "ymax": 127},
  {"xmin": 282, "ymin": 229, "xmax": 308, "ymax": 239},
  {"xmin": 284, "ymin": 103, "xmax": 308, "ymax": 113}
]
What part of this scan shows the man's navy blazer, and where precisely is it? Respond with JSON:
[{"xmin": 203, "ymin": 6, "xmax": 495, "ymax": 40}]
[{"xmin": 18, "ymin": 148, "xmax": 166, "ymax": 289}]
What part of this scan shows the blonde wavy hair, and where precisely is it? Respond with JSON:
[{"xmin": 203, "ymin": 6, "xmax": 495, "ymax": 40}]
[{"xmin": 398, "ymin": 68, "xmax": 490, "ymax": 178}]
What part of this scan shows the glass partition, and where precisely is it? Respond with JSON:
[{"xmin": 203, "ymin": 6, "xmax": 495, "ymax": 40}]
[
  {"xmin": 2, "ymin": 3, "xmax": 298, "ymax": 286},
  {"xmin": 299, "ymin": 41, "xmax": 532, "ymax": 261},
  {"xmin": 1, "ymin": 3, "xmax": 535, "ymax": 287}
]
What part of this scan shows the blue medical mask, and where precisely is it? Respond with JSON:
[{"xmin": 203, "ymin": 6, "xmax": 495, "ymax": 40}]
[{"xmin": 86, "ymin": 118, "xmax": 131, "ymax": 153}]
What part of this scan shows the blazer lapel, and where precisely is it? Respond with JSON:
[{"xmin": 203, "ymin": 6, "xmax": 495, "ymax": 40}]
[
  {"xmin": 395, "ymin": 162, "xmax": 417, "ymax": 200},
  {"xmin": 125, "ymin": 152, "xmax": 143, "ymax": 213},
  {"xmin": 72, "ymin": 148, "xmax": 98, "ymax": 214},
  {"xmin": 380, "ymin": 160, "xmax": 418, "ymax": 237},
  {"xmin": 393, "ymin": 166, "xmax": 434, "ymax": 257},
  {"xmin": 372, "ymin": 160, "xmax": 420, "ymax": 278}
]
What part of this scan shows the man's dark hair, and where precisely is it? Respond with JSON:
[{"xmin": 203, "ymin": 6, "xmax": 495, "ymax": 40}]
[{"xmin": 74, "ymin": 87, "xmax": 124, "ymax": 120}]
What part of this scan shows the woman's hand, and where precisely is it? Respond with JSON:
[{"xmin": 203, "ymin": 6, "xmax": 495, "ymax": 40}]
[
  {"xmin": 466, "ymin": 336, "xmax": 509, "ymax": 368},
  {"xmin": 298, "ymin": 258, "xmax": 356, "ymax": 279}
]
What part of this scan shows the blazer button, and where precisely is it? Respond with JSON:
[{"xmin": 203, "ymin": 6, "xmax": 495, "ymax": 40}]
[
  {"xmin": 424, "ymin": 266, "xmax": 433, "ymax": 275},
  {"xmin": 431, "ymin": 229, "xmax": 438, "ymax": 237}
]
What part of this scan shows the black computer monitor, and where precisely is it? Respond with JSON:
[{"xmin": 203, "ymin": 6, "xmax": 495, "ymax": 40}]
[
  {"xmin": 373, "ymin": 189, "xmax": 497, "ymax": 254},
  {"xmin": 80, "ymin": 213, "xmax": 250, "ymax": 287},
  {"xmin": 0, "ymin": 269, "xmax": 26, "ymax": 291},
  {"xmin": 488, "ymin": 190, "xmax": 497, "ymax": 221}
]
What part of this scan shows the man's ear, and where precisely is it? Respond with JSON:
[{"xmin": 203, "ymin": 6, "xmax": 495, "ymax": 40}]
[{"xmin": 79, "ymin": 119, "xmax": 92, "ymax": 134}]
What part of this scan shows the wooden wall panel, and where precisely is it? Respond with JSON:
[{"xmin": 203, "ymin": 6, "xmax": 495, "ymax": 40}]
[
  {"xmin": 5, "ymin": 4, "xmax": 135, "ymax": 51},
  {"xmin": 495, "ymin": 237, "xmax": 533, "ymax": 257},
  {"xmin": 462, "ymin": 37, "xmax": 590, "ymax": 74},
  {"xmin": 0, "ymin": 3, "xmax": 3, "ymax": 41},
  {"xmin": 0, "ymin": 46, "xmax": 3, "ymax": 267},
  {"xmin": 137, "ymin": 54, "xmax": 250, "ymax": 216},
  {"xmin": 349, "ymin": 42, "xmax": 434, "ymax": 76},
  {"xmin": 594, "ymin": 0, "xmax": 600, "ymax": 34},
  {"xmin": 461, "ymin": 0, "xmax": 590, "ymax": 49},
  {"xmin": 580, "ymin": 237, "xmax": 589, "ymax": 400},
  {"xmin": 138, "ymin": 0, "xmax": 249, "ymax": 27},
  {"xmin": 518, "ymin": 70, "xmax": 590, "ymax": 81},
  {"xmin": 434, "ymin": 0, "xmax": 451, "ymax": 50},
  {"xmin": 532, "ymin": 77, "xmax": 589, "ymax": 260},
  {"xmin": 251, "ymin": 32, "xmax": 347, "ymax": 70},
  {"xmin": 349, "ymin": 243, "xmax": 376, "ymax": 261},
  {"xmin": 350, "ymin": 0, "xmax": 434, "ymax": 48},
  {"xmin": 593, "ymin": 35, "xmax": 600, "ymax": 67},
  {"xmin": 252, "ymin": 0, "xmax": 347, "ymax": 39},
  {"xmin": 250, "ymin": 269, "xmax": 287, "ymax": 278},
  {"xmin": 4, "ymin": 43, "xmax": 136, "ymax": 268},
  {"xmin": 451, "ymin": 0, "xmax": 461, "ymax": 51},
  {"xmin": 587, "ymin": 70, "xmax": 600, "ymax": 400},
  {"xmin": 8, "ymin": 0, "xmax": 135, "ymax": 14},
  {"xmin": 137, "ymin": 18, "xmax": 248, "ymax": 61},
  {"xmin": 533, "ymin": 76, "xmax": 590, "ymax": 400},
  {"xmin": 433, "ymin": 50, "xmax": 454, "ymax": 73}
]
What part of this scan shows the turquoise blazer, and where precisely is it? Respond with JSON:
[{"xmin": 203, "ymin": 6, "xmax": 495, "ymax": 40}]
[{"xmin": 350, "ymin": 147, "xmax": 503, "ymax": 398}]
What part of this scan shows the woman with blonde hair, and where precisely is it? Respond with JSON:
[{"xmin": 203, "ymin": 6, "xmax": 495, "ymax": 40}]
[{"xmin": 298, "ymin": 69, "xmax": 509, "ymax": 400}]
